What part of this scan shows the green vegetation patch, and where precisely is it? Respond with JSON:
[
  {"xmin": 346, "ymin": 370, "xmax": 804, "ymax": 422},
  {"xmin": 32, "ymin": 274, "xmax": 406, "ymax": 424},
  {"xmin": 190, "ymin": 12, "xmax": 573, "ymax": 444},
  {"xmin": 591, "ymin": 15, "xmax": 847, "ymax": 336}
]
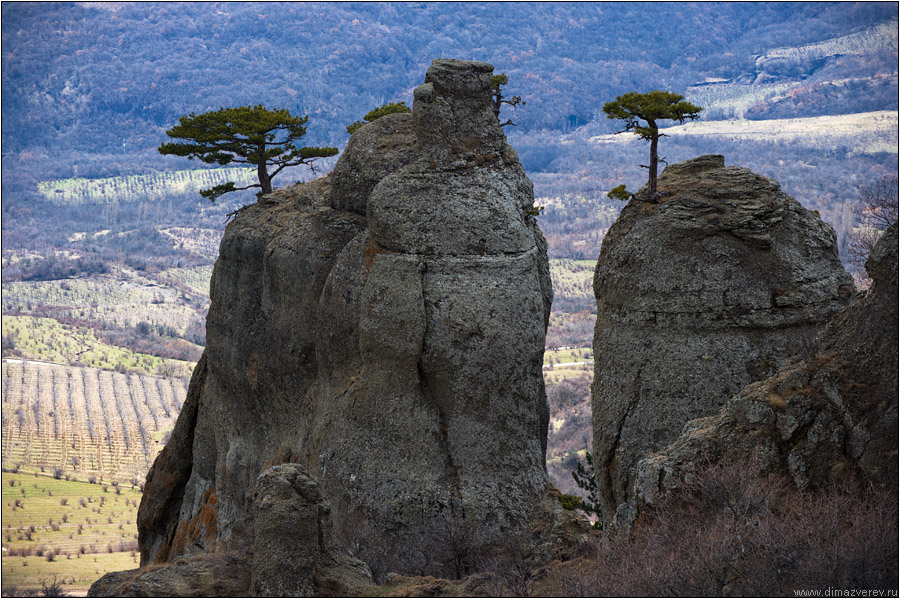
[
  {"xmin": 37, "ymin": 167, "xmax": 257, "ymax": 207},
  {"xmin": 2, "ymin": 315, "xmax": 194, "ymax": 376},
  {"xmin": 1, "ymin": 471, "xmax": 142, "ymax": 595},
  {"xmin": 544, "ymin": 346, "xmax": 593, "ymax": 368},
  {"xmin": 2, "ymin": 272, "xmax": 204, "ymax": 333}
]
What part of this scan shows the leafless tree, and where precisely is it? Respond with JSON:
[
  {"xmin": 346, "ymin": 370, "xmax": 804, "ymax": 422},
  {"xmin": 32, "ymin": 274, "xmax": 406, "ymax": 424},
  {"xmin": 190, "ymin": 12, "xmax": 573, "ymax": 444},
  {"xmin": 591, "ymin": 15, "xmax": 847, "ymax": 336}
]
[
  {"xmin": 432, "ymin": 514, "xmax": 487, "ymax": 580},
  {"xmin": 849, "ymin": 175, "xmax": 898, "ymax": 286}
]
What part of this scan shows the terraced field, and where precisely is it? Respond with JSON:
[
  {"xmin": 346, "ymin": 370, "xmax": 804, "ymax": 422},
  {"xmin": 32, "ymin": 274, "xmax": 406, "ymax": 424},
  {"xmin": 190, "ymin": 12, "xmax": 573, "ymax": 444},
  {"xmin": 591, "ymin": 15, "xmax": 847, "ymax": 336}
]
[
  {"xmin": 37, "ymin": 167, "xmax": 256, "ymax": 207},
  {"xmin": 2, "ymin": 316, "xmax": 196, "ymax": 378},
  {"xmin": 1, "ymin": 361, "xmax": 184, "ymax": 483}
]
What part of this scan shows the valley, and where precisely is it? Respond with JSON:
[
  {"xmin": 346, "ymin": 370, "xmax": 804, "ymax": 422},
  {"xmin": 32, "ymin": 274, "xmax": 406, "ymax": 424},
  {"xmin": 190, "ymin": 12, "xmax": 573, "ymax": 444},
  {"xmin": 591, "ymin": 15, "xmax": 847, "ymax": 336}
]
[{"xmin": 0, "ymin": 2, "xmax": 896, "ymax": 594}]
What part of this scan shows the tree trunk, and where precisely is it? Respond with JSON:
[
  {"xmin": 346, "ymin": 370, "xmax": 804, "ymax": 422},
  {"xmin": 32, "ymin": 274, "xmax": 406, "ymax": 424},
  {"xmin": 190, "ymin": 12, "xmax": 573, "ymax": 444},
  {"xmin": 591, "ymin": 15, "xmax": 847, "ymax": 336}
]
[
  {"xmin": 257, "ymin": 142, "xmax": 272, "ymax": 195},
  {"xmin": 648, "ymin": 120, "xmax": 659, "ymax": 201}
]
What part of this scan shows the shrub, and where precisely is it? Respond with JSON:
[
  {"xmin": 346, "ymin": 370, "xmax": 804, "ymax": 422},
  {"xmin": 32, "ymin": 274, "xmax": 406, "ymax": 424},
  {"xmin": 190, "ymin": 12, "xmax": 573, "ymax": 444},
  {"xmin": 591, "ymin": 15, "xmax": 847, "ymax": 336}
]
[
  {"xmin": 542, "ymin": 456, "xmax": 899, "ymax": 596},
  {"xmin": 346, "ymin": 101, "xmax": 411, "ymax": 135},
  {"xmin": 557, "ymin": 494, "xmax": 583, "ymax": 511},
  {"xmin": 570, "ymin": 449, "xmax": 603, "ymax": 528},
  {"xmin": 40, "ymin": 575, "xmax": 65, "ymax": 597}
]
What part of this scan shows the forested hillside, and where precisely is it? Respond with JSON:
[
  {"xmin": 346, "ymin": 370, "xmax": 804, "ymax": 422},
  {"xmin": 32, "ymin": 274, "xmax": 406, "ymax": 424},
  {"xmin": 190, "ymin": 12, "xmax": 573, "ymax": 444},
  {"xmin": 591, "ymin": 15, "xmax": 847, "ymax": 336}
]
[{"xmin": 1, "ymin": 3, "xmax": 896, "ymax": 175}]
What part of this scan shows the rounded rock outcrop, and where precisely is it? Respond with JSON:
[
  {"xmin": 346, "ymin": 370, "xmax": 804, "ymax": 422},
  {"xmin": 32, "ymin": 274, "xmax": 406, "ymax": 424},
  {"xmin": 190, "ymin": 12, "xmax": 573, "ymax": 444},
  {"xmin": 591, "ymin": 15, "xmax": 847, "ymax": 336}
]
[
  {"xmin": 591, "ymin": 155, "xmax": 854, "ymax": 525},
  {"xmin": 329, "ymin": 112, "xmax": 417, "ymax": 215},
  {"xmin": 634, "ymin": 221, "xmax": 898, "ymax": 504}
]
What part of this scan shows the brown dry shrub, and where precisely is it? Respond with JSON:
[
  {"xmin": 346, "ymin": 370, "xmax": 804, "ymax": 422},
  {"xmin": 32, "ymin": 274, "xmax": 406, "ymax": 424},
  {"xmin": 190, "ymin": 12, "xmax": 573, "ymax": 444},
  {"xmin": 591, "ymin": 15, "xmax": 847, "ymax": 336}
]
[{"xmin": 542, "ymin": 456, "xmax": 898, "ymax": 596}]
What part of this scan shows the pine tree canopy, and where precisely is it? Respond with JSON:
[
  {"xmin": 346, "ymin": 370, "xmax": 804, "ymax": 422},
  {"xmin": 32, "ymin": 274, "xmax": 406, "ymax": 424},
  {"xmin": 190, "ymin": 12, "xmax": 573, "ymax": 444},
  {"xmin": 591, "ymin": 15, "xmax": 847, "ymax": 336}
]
[
  {"xmin": 159, "ymin": 105, "xmax": 338, "ymax": 202},
  {"xmin": 602, "ymin": 91, "xmax": 702, "ymax": 139},
  {"xmin": 603, "ymin": 91, "xmax": 702, "ymax": 202}
]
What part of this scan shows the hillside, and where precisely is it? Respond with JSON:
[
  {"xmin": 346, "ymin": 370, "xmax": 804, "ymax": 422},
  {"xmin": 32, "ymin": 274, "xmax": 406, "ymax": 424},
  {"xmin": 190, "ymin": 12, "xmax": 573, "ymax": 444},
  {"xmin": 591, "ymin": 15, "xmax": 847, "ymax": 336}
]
[
  {"xmin": 2, "ymin": 4, "xmax": 895, "ymax": 272},
  {"xmin": 1, "ymin": 3, "xmax": 895, "ymax": 183}
]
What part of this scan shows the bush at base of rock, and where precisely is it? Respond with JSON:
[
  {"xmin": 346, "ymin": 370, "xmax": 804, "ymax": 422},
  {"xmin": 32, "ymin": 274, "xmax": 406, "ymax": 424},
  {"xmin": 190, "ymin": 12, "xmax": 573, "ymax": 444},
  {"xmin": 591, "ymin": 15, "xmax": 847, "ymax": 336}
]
[{"xmin": 538, "ymin": 454, "xmax": 899, "ymax": 597}]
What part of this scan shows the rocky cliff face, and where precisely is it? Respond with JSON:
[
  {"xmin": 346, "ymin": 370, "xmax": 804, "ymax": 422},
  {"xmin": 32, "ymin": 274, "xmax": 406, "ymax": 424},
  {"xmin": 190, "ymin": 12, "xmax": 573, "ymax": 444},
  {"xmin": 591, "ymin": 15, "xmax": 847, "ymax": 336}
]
[
  {"xmin": 591, "ymin": 155, "xmax": 854, "ymax": 525},
  {"xmin": 635, "ymin": 221, "xmax": 898, "ymax": 504},
  {"xmin": 135, "ymin": 59, "xmax": 552, "ymax": 580}
]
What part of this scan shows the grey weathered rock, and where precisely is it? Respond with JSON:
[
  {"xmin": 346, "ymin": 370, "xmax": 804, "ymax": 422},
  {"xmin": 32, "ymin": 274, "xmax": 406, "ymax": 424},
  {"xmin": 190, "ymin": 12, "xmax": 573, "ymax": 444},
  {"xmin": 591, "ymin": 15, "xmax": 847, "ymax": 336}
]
[
  {"xmin": 137, "ymin": 351, "xmax": 207, "ymax": 565},
  {"xmin": 137, "ymin": 176, "xmax": 369, "ymax": 566},
  {"xmin": 88, "ymin": 552, "xmax": 252, "ymax": 597},
  {"xmin": 130, "ymin": 58, "xmax": 552, "ymax": 586},
  {"xmin": 251, "ymin": 465, "xmax": 372, "ymax": 597},
  {"xmin": 329, "ymin": 112, "xmax": 417, "ymax": 214},
  {"xmin": 591, "ymin": 155, "xmax": 854, "ymax": 524},
  {"xmin": 634, "ymin": 221, "xmax": 898, "ymax": 504},
  {"xmin": 309, "ymin": 57, "xmax": 552, "ymax": 565}
]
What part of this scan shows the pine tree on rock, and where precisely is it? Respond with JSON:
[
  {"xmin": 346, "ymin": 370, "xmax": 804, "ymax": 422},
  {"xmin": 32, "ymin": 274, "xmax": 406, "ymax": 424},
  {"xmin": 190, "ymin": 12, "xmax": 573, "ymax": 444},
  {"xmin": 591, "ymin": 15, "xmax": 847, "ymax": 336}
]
[
  {"xmin": 491, "ymin": 74, "xmax": 525, "ymax": 127},
  {"xmin": 159, "ymin": 105, "xmax": 338, "ymax": 202},
  {"xmin": 603, "ymin": 91, "xmax": 702, "ymax": 202}
]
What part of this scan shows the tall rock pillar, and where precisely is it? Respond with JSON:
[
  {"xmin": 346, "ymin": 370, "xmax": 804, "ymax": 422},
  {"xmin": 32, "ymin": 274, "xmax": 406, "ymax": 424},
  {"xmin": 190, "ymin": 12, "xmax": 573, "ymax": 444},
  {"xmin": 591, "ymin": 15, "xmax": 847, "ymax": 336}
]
[
  {"xmin": 313, "ymin": 58, "xmax": 553, "ymax": 567},
  {"xmin": 591, "ymin": 155, "xmax": 854, "ymax": 526},
  {"xmin": 136, "ymin": 59, "xmax": 552, "ymax": 579}
]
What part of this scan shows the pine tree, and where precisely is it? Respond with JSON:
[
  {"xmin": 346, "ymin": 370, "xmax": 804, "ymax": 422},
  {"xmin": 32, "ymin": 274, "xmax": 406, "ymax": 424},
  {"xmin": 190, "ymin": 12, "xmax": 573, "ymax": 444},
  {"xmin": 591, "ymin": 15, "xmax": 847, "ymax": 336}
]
[
  {"xmin": 603, "ymin": 91, "xmax": 702, "ymax": 202},
  {"xmin": 490, "ymin": 73, "xmax": 525, "ymax": 127},
  {"xmin": 159, "ymin": 105, "xmax": 338, "ymax": 202}
]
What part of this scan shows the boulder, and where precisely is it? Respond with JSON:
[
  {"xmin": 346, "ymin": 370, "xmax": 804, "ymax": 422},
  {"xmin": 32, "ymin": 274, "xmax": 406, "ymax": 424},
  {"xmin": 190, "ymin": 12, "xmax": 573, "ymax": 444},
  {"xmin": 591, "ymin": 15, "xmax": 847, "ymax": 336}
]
[
  {"xmin": 88, "ymin": 552, "xmax": 251, "ymax": 598},
  {"xmin": 591, "ymin": 155, "xmax": 854, "ymax": 524},
  {"xmin": 634, "ymin": 221, "xmax": 898, "ymax": 503},
  {"xmin": 251, "ymin": 465, "xmax": 372, "ymax": 597}
]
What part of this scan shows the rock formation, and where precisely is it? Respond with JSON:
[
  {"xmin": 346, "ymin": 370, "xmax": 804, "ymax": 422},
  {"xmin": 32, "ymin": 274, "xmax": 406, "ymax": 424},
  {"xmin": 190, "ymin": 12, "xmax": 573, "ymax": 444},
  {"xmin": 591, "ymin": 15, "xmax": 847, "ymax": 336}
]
[
  {"xmin": 635, "ymin": 221, "xmax": 898, "ymax": 504},
  {"xmin": 591, "ymin": 155, "xmax": 854, "ymax": 525},
  {"xmin": 91, "ymin": 464, "xmax": 372, "ymax": 598},
  {"xmin": 132, "ymin": 58, "xmax": 552, "ymax": 586},
  {"xmin": 250, "ymin": 465, "xmax": 373, "ymax": 597}
]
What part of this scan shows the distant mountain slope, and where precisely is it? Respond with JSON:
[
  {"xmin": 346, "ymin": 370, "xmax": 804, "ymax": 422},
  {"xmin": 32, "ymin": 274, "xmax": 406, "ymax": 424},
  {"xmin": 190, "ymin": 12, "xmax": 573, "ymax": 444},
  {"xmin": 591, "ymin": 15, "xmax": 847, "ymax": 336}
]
[
  {"xmin": 752, "ymin": 19, "xmax": 898, "ymax": 82},
  {"xmin": 1, "ymin": 2, "xmax": 896, "ymax": 181}
]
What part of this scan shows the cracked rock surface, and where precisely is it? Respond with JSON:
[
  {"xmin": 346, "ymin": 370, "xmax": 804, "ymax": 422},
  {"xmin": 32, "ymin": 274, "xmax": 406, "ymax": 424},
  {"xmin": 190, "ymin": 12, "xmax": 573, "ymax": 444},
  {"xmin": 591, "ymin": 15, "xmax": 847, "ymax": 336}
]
[
  {"xmin": 134, "ymin": 59, "xmax": 552, "ymax": 581},
  {"xmin": 634, "ymin": 221, "xmax": 898, "ymax": 506},
  {"xmin": 591, "ymin": 155, "xmax": 854, "ymax": 525}
]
